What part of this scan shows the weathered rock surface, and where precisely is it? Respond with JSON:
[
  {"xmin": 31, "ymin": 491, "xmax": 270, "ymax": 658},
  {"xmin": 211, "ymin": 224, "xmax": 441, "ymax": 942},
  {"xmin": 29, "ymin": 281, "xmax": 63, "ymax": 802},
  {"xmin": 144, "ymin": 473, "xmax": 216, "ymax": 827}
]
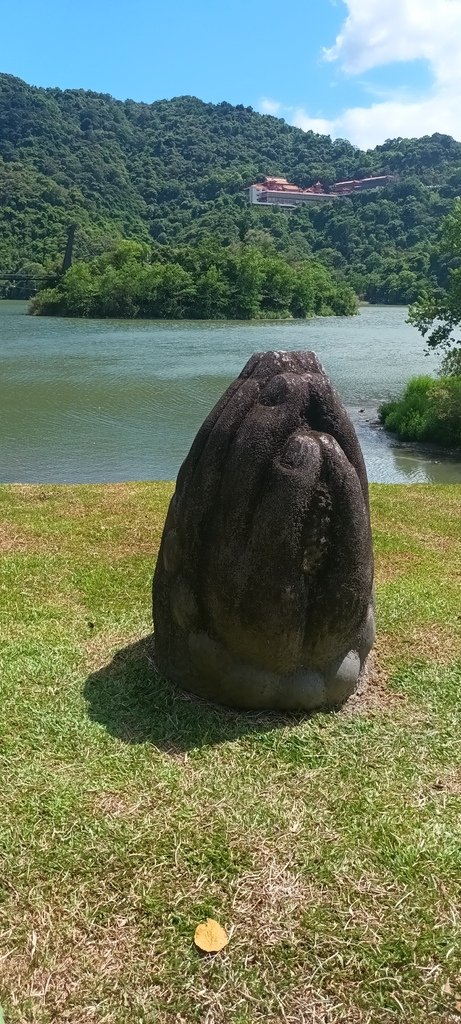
[{"xmin": 153, "ymin": 350, "xmax": 375, "ymax": 710}]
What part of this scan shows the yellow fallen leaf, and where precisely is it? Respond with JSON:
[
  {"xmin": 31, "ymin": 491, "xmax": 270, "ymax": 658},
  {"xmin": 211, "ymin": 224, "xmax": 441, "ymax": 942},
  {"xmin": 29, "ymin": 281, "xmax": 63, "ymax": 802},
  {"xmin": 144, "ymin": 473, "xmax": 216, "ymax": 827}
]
[
  {"xmin": 442, "ymin": 981, "xmax": 453, "ymax": 996},
  {"xmin": 194, "ymin": 918, "xmax": 229, "ymax": 953}
]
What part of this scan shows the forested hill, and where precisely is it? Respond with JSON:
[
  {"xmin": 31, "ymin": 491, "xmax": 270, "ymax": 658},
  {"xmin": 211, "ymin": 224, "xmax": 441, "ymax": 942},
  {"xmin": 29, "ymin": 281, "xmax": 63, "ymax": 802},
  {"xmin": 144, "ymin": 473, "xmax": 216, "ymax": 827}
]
[{"xmin": 2, "ymin": 72, "xmax": 461, "ymax": 302}]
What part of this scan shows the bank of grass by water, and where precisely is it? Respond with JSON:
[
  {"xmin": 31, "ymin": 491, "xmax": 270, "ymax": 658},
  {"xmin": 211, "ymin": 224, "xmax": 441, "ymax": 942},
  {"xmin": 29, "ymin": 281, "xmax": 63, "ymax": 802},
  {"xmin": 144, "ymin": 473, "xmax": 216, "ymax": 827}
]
[
  {"xmin": 379, "ymin": 374, "xmax": 461, "ymax": 450},
  {"xmin": 1, "ymin": 482, "xmax": 461, "ymax": 1024}
]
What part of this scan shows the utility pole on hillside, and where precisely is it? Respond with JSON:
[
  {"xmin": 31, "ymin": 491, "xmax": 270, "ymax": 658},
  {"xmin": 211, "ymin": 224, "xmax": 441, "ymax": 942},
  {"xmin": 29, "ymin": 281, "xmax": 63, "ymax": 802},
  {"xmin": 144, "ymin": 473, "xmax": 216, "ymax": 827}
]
[{"xmin": 61, "ymin": 224, "xmax": 77, "ymax": 273}]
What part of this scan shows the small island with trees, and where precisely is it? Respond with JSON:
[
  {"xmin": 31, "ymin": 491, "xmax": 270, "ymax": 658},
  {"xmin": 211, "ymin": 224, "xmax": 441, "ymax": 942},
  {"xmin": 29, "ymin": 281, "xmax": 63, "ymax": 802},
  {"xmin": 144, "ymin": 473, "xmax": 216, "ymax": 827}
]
[{"xmin": 30, "ymin": 240, "xmax": 357, "ymax": 320}]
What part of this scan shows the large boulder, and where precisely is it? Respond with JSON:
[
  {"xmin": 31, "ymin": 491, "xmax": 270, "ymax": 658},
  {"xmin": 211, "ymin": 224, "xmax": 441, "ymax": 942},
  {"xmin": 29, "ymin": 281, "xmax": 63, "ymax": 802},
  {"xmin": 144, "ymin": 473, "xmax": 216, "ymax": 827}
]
[{"xmin": 153, "ymin": 351, "xmax": 375, "ymax": 710}]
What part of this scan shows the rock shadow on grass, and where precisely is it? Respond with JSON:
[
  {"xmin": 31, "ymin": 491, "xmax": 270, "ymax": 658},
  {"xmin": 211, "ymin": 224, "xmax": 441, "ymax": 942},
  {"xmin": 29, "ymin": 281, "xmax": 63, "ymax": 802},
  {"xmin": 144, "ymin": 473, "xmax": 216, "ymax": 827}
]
[
  {"xmin": 84, "ymin": 636, "xmax": 387, "ymax": 753},
  {"xmin": 83, "ymin": 634, "xmax": 301, "ymax": 753}
]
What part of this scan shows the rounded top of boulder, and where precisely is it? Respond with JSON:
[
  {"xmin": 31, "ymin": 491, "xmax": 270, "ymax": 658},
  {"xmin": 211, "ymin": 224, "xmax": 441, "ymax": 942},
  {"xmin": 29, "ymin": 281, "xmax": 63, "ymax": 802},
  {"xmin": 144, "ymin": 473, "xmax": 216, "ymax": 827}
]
[
  {"xmin": 178, "ymin": 349, "xmax": 369, "ymax": 504},
  {"xmin": 241, "ymin": 349, "xmax": 325, "ymax": 379}
]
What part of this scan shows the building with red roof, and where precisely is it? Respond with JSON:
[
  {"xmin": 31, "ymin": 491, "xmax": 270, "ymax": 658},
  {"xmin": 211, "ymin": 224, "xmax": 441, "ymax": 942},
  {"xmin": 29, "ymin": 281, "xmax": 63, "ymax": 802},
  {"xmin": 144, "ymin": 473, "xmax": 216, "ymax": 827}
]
[
  {"xmin": 248, "ymin": 174, "xmax": 395, "ymax": 206},
  {"xmin": 248, "ymin": 177, "xmax": 338, "ymax": 207}
]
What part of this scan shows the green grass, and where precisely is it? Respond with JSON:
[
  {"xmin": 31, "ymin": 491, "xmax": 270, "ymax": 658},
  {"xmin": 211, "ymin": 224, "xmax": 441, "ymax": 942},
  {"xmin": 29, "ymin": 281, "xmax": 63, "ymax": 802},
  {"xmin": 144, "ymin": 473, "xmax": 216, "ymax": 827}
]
[
  {"xmin": 379, "ymin": 375, "xmax": 461, "ymax": 448},
  {"xmin": 1, "ymin": 483, "xmax": 460, "ymax": 1024}
]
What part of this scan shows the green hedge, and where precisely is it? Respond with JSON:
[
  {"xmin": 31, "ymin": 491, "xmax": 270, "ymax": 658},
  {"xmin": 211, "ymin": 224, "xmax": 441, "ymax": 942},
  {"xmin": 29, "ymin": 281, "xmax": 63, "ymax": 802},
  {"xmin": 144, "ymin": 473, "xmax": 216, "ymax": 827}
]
[{"xmin": 379, "ymin": 375, "xmax": 461, "ymax": 448}]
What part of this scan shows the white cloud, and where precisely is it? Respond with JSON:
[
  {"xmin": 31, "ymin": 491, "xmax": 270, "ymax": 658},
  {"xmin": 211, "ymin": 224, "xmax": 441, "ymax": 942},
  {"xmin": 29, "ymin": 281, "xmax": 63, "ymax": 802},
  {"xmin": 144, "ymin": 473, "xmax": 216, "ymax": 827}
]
[
  {"xmin": 286, "ymin": 0, "xmax": 461, "ymax": 147},
  {"xmin": 325, "ymin": 0, "xmax": 461, "ymax": 85},
  {"xmin": 293, "ymin": 91, "xmax": 461, "ymax": 149},
  {"xmin": 291, "ymin": 107, "xmax": 334, "ymax": 136},
  {"xmin": 259, "ymin": 97, "xmax": 282, "ymax": 115}
]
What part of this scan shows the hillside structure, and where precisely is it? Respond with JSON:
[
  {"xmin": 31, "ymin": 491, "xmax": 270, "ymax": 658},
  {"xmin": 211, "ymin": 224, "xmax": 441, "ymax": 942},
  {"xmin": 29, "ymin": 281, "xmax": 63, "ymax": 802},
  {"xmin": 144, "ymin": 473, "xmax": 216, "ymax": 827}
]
[
  {"xmin": 248, "ymin": 177, "xmax": 337, "ymax": 207},
  {"xmin": 248, "ymin": 174, "xmax": 395, "ymax": 207},
  {"xmin": 331, "ymin": 175, "xmax": 395, "ymax": 194}
]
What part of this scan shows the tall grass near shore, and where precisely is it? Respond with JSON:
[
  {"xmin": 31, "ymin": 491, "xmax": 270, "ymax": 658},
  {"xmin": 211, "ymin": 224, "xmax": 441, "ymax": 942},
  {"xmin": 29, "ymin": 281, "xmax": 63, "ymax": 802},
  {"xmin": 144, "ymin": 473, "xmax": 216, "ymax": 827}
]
[
  {"xmin": 379, "ymin": 375, "xmax": 461, "ymax": 448},
  {"xmin": 1, "ymin": 483, "xmax": 460, "ymax": 1024}
]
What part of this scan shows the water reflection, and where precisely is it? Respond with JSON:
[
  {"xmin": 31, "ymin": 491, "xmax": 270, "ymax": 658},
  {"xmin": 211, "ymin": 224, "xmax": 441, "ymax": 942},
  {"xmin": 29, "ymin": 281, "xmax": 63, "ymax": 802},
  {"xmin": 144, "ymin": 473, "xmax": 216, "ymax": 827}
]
[
  {"xmin": 352, "ymin": 410, "xmax": 461, "ymax": 483},
  {"xmin": 389, "ymin": 446, "xmax": 461, "ymax": 484}
]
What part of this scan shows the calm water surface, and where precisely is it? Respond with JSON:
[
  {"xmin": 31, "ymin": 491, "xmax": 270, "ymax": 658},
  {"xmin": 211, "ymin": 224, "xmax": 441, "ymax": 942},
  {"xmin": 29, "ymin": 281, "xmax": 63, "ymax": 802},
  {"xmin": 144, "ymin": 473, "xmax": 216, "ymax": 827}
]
[{"xmin": 1, "ymin": 301, "xmax": 460, "ymax": 484}]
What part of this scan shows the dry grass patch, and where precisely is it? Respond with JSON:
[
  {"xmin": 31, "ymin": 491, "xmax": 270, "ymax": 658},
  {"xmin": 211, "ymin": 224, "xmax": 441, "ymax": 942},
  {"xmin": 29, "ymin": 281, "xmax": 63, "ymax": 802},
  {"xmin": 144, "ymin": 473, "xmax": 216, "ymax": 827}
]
[
  {"xmin": 0, "ymin": 520, "xmax": 48, "ymax": 554},
  {"xmin": 379, "ymin": 623, "xmax": 461, "ymax": 666},
  {"xmin": 230, "ymin": 851, "xmax": 317, "ymax": 947},
  {"xmin": 374, "ymin": 549, "xmax": 419, "ymax": 584},
  {"xmin": 84, "ymin": 630, "xmax": 150, "ymax": 672},
  {"xmin": 341, "ymin": 650, "xmax": 399, "ymax": 716},
  {"xmin": 0, "ymin": 482, "xmax": 173, "ymax": 561},
  {"xmin": 88, "ymin": 790, "xmax": 146, "ymax": 819},
  {"xmin": 2, "ymin": 911, "xmax": 143, "ymax": 1024}
]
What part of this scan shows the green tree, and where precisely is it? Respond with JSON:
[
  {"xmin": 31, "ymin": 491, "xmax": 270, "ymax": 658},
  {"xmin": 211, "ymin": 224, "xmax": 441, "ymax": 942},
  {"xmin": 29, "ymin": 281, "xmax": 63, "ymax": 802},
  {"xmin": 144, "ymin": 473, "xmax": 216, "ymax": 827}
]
[
  {"xmin": 47, "ymin": 262, "xmax": 96, "ymax": 316},
  {"xmin": 260, "ymin": 255, "xmax": 294, "ymax": 313},
  {"xmin": 408, "ymin": 198, "xmax": 461, "ymax": 364},
  {"xmin": 193, "ymin": 266, "xmax": 229, "ymax": 318},
  {"xmin": 228, "ymin": 248, "xmax": 265, "ymax": 319}
]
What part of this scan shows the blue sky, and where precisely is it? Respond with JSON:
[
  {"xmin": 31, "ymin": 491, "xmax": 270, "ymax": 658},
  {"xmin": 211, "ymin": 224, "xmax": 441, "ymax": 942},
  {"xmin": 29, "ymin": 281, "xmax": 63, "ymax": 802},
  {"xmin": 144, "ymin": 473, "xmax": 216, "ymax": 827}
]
[{"xmin": 2, "ymin": 0, "xmax": 461, "ymax": 148}]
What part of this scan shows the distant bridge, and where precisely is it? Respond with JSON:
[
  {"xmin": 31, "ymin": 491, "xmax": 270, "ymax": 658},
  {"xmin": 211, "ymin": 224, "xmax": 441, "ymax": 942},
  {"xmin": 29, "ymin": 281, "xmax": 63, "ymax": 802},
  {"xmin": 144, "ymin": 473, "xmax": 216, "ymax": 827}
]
[
  {"xmin": 0, "ymin": 274, "xmax": 58, "ymax": 283},
  {"xmin": 1, "ymin": 225, "xmax": 76, "ymax": 289}
]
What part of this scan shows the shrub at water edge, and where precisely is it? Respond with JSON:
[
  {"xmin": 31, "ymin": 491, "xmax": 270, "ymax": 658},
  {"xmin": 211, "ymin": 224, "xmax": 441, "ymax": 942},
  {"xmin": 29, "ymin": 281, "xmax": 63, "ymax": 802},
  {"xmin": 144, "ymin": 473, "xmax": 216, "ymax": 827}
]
[{"xmin": 379, "ymin": 374, "xmax": 461, "ymax": 448}]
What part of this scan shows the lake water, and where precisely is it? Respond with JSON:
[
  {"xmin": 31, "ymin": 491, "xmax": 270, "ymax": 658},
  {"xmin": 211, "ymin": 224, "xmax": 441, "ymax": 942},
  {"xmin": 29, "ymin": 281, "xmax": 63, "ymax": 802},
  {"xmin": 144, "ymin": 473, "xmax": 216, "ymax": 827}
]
[{"xmin": 1, "ymin": 300, "xmax": 460, "ymax": 484}]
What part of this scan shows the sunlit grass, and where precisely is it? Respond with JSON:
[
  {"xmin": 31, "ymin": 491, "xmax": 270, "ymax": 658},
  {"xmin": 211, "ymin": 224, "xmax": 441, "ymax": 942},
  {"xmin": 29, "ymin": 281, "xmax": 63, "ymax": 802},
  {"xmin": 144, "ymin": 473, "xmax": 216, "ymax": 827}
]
[{"xmin": 0, "ymin": 484, "xmax": 460, "ymax": 1023}]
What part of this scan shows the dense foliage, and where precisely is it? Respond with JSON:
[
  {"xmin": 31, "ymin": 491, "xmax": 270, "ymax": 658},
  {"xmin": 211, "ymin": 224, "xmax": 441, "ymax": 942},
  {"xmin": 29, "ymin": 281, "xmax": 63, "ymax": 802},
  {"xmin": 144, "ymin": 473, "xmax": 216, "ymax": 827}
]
[
  {"xmin": 2, "ymin": 74, "xmax": 461, "ymax": 302},
  {"xmin": 30, "ymin": 240, "xmax": 357, "ymax": 319},
  {"xmin": 408, "ymin": 198, "xmax": 461, "ymax": 358},
  {"xmin": 379, "ymin": 375, "xmax": 461, "ymax": 448},
  {"xmin": 381, "ymin": 206, "xmax": 461, "ymax": 450}
]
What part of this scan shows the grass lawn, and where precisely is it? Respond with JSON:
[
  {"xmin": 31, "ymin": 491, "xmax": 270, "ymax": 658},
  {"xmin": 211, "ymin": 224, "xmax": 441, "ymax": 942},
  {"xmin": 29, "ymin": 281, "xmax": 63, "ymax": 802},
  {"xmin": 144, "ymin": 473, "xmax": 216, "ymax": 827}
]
[{"xmin": 1, "ymin": 482, "xmax": 460, "ymax": 1024}]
